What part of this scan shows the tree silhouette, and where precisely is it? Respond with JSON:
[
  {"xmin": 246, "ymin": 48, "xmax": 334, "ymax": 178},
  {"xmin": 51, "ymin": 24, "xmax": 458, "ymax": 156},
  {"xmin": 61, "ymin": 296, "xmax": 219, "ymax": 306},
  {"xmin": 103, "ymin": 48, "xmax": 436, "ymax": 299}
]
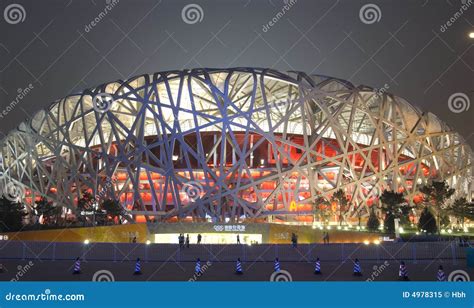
[
  {"xmin": 101, "ymin": 198, "xmax": 123, "ymax": 224},
  {"xmin": 419, "ymin": 181, "xmax": 455, "ymax": 234},
  {"xmin": 380, "ymin": 190, "xmax": 408, "ymax": 233},
  {"xmin": 367, "ymin": 207, "xmax": 380, "ymax": 232},
  {"xmin": 76, "ymin": 190, "xmax": 94, "ymax": 226},
  {"xmin": 0, "ymin": 196, "xmax": 26, "ymax": 232},
  {"xmin": 448, "ymin": 197, "xmax": 471, "ymax": 228},
  {"xmin": 418, "ymin": 207, "xmax": 437, "ymax": 234},
  {"xmin": 33, "ymin": 197, "xmax": 61, "ymax": 225},
  {"xmin": 331, "ymin": 189, "xmax": 349, "ymax": 226},
  {"xmin": 314, "ymin": 195, "xmax": 331, "ymax": 225}
]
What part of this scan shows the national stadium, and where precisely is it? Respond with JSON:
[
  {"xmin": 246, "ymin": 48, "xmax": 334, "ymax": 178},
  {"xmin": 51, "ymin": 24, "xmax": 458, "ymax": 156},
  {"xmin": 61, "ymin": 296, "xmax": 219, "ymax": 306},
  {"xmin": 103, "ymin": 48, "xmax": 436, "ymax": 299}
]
[{"xmin": 0, "ymin": 68, "xmax": 472, "ymax": 240}]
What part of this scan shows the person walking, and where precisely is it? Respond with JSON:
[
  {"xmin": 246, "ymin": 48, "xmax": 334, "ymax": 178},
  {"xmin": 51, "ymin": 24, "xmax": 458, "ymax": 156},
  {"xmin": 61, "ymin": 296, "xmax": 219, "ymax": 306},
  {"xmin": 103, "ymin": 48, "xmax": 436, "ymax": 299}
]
[
  {"xmin": 197, "ymin": 233, "xmax": 202, "ymax": 244},
  {"xmin": 179, "ymin": 234, "xmax": 184, "ymax": 248},
  {"xmin": 237, "ymin": 234, "xmax": 241, "ymax": 244},
  {"xmin": 186, "ymin": 234, "xmax": 190, "ymax": 248}
]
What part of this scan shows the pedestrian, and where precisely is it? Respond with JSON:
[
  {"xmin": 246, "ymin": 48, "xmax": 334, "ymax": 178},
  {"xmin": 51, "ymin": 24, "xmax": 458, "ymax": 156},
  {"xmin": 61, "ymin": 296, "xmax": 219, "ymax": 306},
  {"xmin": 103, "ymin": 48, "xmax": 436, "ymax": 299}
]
[
  {"xmin": 132, "ymin": 236, "xmax": 137, "ymax": 243},
  {"xmin": 186, "ymin": 234, "xmax": 190, "ymax": 248},
  {"xmin": 292, "ymin": 233, "xmax": 298, "ymax": 248},
  {"xmin": 179, "ymin": 233, "xmax": 184, "ymax": 248},
  {"xmin": 197, "ymin": 233, "xmax": 202, "ymax": 244},
  {"xmin": 237, "ymin": 234, "xmax": 241, "ymax": 244},
  {"xmin": 322, "ymin": 232, "xmax": 327, "ymax": 244},
  {"xmin": 326, "ymin": 232, "xmax": 330, "ymax": 244}
]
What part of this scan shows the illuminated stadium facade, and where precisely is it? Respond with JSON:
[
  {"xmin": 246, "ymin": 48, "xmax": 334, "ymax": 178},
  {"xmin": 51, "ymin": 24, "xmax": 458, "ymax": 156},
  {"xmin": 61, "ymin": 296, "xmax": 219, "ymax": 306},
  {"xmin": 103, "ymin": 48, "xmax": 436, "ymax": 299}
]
[{"xmin": 0, "ymin": 68, "xmax": 472, "ymax": 224}]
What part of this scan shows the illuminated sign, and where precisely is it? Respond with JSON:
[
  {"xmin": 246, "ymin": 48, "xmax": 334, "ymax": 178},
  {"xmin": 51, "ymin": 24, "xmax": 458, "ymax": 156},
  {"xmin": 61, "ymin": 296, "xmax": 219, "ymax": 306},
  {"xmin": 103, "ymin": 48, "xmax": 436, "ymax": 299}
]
[
  {"xmin": 289, "ymin": 200, "xmax": 298, "ymax": 211},
  {"xmin": 289, "ymin": 200, "xmax": 308, "ymax": 211},
  {"xmin": 0, "ymin": 235, "xmax": 8, "ymax": 240},
  {"xmin": 213, "ymin": 225, "xmax": 246, "ymax": 232}
]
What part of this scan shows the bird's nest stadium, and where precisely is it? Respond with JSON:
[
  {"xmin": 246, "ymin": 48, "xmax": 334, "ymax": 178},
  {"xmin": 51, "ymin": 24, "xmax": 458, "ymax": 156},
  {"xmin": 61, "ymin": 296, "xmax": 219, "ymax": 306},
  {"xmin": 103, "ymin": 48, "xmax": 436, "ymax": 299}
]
[{"xmin": 0, "ymin": 68, "xmax": 472, "ymax": 224}]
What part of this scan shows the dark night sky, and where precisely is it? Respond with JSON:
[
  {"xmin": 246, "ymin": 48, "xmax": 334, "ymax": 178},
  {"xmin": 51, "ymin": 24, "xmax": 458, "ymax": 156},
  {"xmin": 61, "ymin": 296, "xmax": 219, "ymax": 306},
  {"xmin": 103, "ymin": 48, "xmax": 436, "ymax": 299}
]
[{"xmin": 0, "ymin": 0, "xmax": 473, "ymax": 147}]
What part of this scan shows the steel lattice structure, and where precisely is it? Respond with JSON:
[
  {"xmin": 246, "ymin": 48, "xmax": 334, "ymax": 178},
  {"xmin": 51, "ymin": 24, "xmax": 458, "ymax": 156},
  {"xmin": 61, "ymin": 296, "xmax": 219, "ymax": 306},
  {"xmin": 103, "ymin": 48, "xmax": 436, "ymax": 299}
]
[{"xmin": 0, "ymin": 68, "xmax": 472, "ymax": 223}]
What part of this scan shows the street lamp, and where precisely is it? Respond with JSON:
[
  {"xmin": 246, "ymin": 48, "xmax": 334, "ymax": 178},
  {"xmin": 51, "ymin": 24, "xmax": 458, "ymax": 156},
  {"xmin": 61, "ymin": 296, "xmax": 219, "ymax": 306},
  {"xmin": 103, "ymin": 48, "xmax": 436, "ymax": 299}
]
[{"xmin": 469, "ymin": 32, "xmax": 474, "ymax": 39}]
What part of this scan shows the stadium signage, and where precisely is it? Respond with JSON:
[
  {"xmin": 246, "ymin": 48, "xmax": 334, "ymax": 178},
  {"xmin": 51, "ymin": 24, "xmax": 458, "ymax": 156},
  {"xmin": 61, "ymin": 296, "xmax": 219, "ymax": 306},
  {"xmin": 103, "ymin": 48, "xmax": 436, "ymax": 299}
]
[{"xmin": 213, "ymin": 225, "xmax": 246, "ymax": 232}]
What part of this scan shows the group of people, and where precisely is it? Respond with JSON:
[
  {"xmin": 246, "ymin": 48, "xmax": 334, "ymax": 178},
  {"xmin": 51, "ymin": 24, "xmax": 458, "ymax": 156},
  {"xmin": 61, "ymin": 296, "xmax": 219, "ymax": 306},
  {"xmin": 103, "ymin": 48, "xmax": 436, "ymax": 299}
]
[
  {"xmin": 178, "ymin": 234, "xmax": 189, "ymax": 248},
  {"xmin": 292, "ymin": 231, "xmax": 330, "ymax": 245},
  {"xmin": 178, "ymin": 233, "xmax": 202, "ymax": 247}
]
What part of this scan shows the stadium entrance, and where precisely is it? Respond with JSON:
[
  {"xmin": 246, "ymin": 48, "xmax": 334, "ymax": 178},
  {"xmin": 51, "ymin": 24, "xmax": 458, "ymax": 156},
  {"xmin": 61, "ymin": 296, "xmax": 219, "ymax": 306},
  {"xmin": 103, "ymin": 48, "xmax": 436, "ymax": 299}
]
[{"xmin": 154, "ymin": 233, "xmax": 262, "ymax": 244}]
